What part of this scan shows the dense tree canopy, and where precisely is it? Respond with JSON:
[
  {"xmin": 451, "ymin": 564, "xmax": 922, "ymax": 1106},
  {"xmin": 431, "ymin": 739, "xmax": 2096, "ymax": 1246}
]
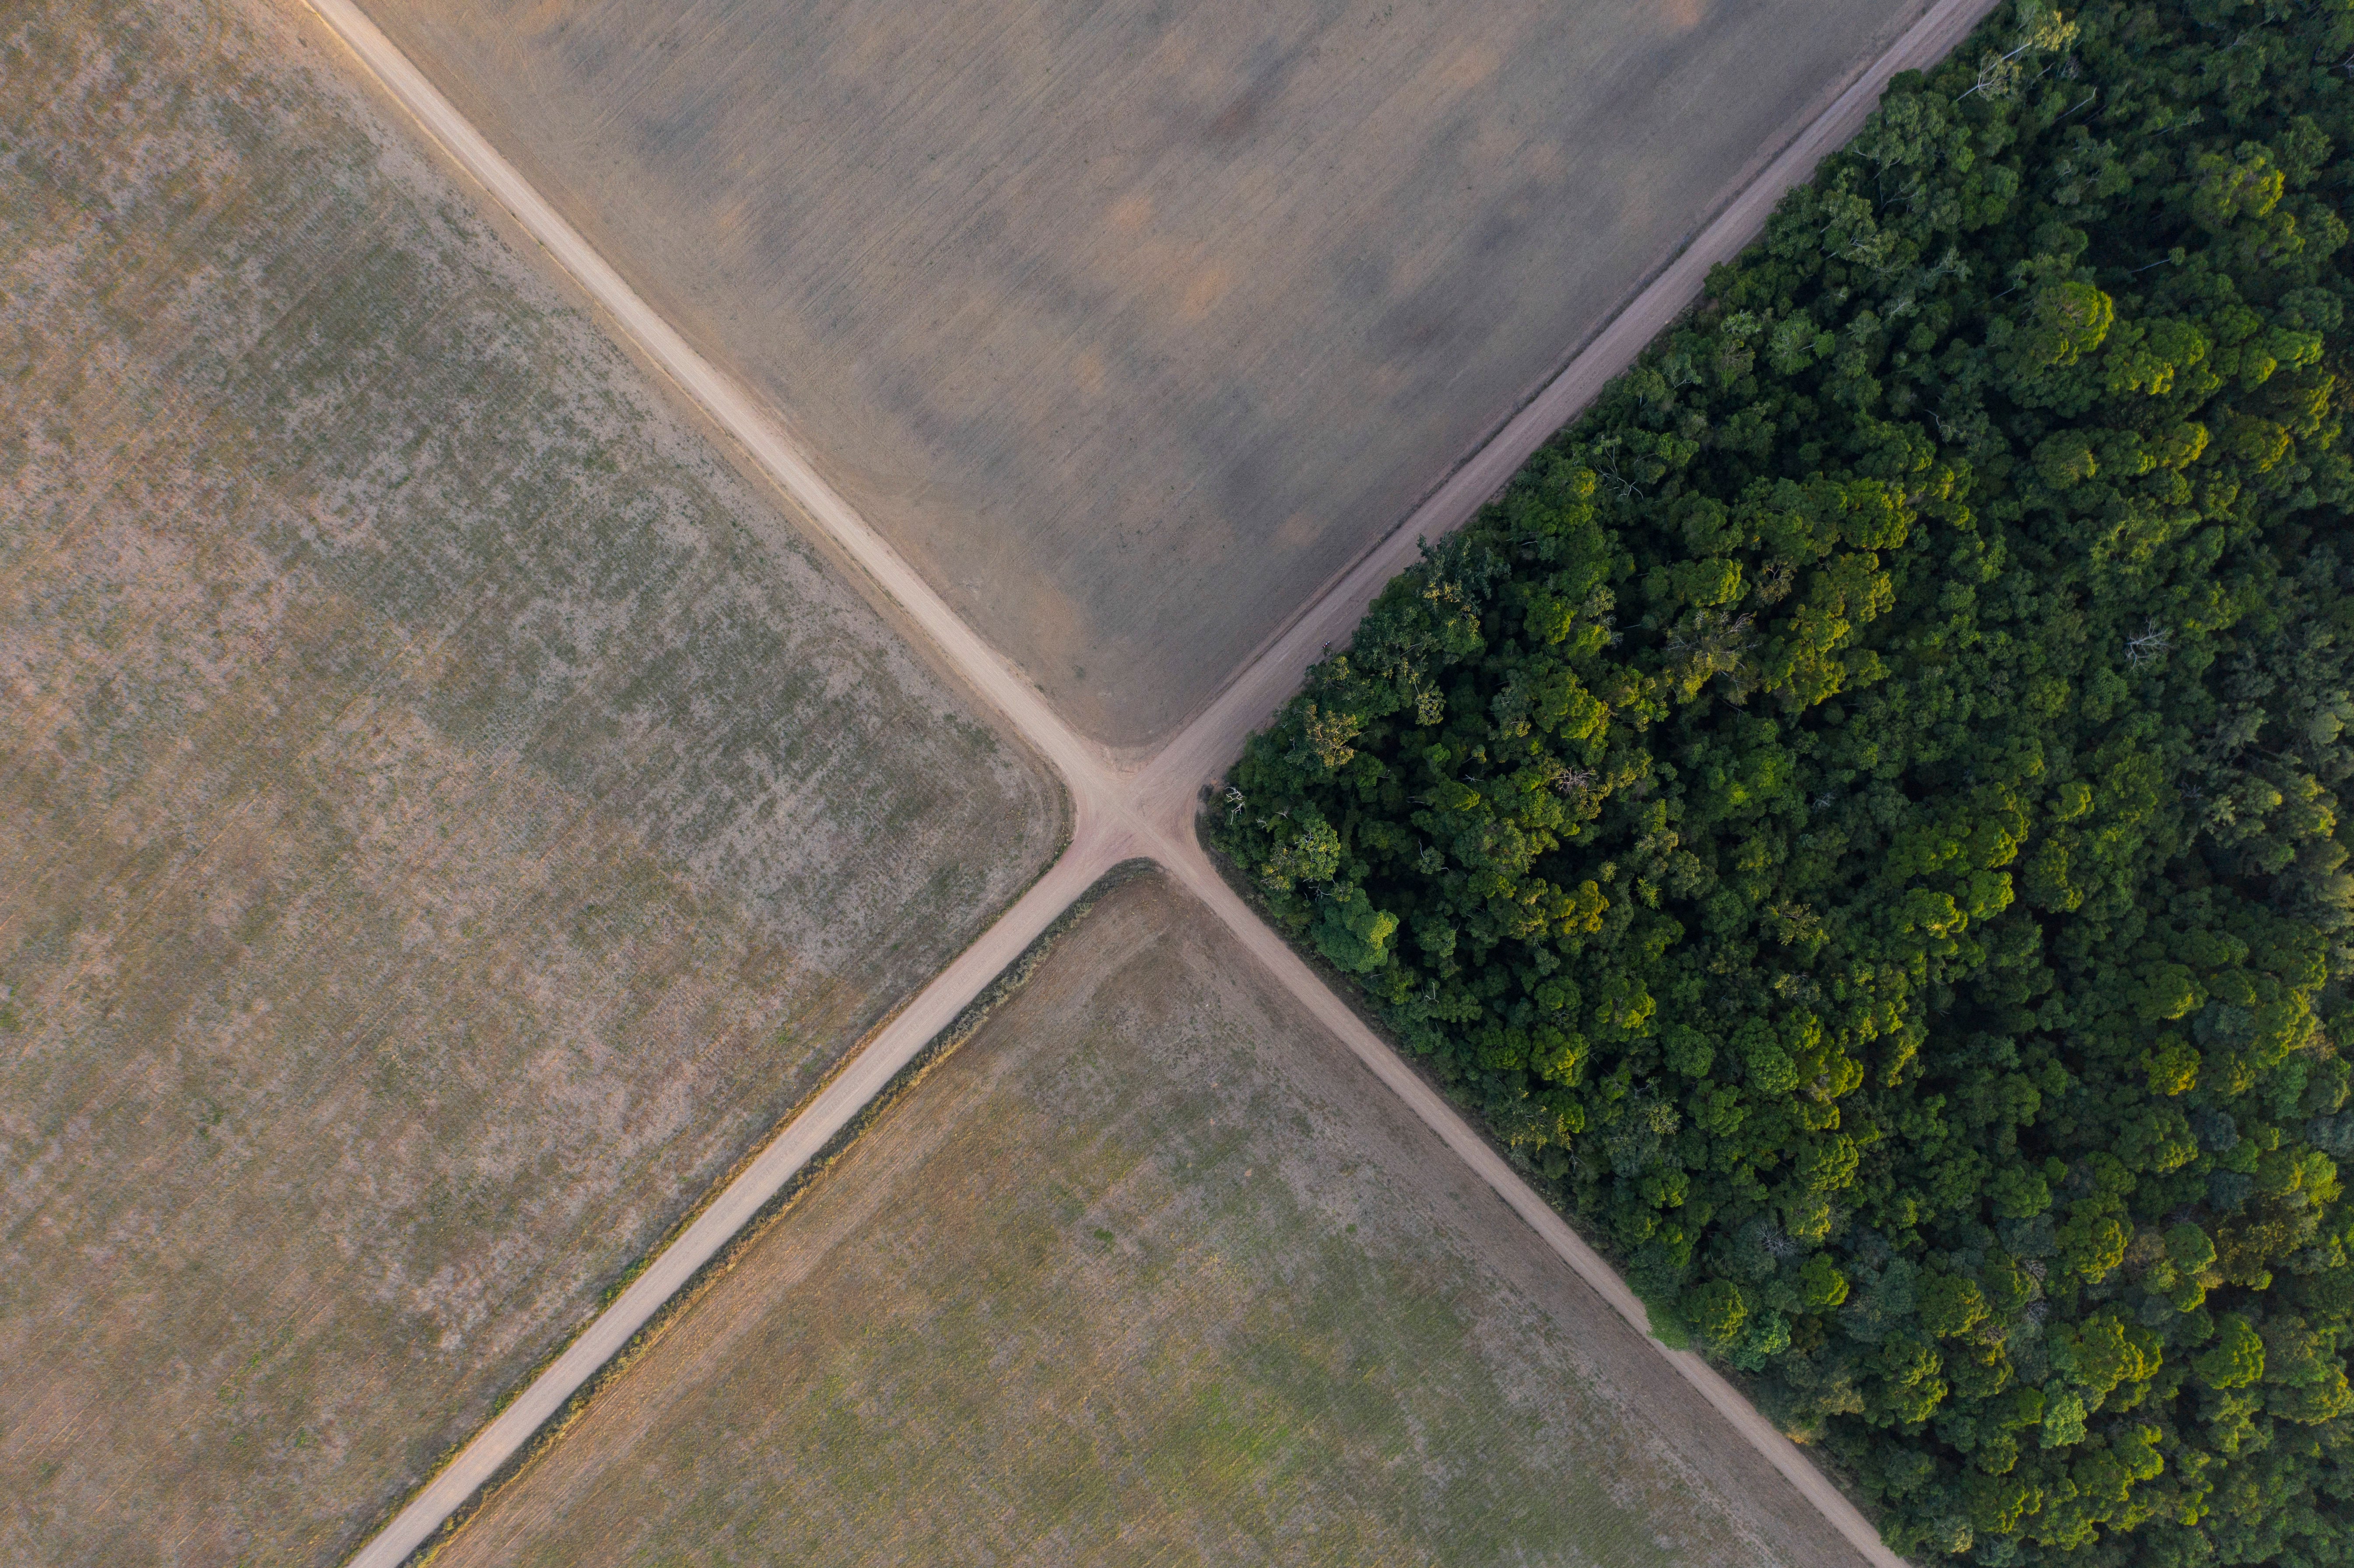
[{"xmin": 1217, "ymin": 3, "xmax": 2354, "ymax": 1561}]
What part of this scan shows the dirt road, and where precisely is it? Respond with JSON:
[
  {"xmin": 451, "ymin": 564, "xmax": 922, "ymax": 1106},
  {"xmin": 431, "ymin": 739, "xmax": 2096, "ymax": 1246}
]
[{"xmin": 310, "ymin": 0, "xmax": 2000, "ymax": 1561}]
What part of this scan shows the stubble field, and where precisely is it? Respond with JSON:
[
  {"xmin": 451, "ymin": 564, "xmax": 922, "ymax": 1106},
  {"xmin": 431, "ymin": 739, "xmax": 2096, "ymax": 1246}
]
[
  {"xmin": 430, "ymin": 871, "xmax": 1868, "ymax": 1568},
  {"xmin": 358, "ymin": 0, "xmax": 1933, "ymax": 747},
  {"xmin": 0, "ymin": 2, "xmax": 1061, "ymax": 1562}
]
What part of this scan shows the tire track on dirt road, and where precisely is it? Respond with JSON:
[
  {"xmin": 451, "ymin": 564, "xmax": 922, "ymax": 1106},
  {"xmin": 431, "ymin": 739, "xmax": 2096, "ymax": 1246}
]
[{"xmin": 307, "ymin": 0, "xmax": 1999, "ymax": 1560}]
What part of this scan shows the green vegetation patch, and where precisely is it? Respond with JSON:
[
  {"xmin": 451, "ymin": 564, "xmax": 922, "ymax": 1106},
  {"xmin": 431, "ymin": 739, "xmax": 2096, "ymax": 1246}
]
[{"xmin": 1220, "ymin": 3, "xmax": 2354, "ymax": 1562}]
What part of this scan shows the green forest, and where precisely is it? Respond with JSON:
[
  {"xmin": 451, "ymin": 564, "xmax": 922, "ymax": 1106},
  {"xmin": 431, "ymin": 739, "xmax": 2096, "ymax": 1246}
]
[{"xmin": 1216, "ymin": 1, "xmax": 2353, "ymax": 1561}]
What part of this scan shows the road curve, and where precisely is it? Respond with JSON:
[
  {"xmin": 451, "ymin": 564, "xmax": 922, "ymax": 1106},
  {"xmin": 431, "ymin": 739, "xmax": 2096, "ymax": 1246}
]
[{"xmin": 306, "ymin": 0, "xmax": 1998, "ymax": 1562}]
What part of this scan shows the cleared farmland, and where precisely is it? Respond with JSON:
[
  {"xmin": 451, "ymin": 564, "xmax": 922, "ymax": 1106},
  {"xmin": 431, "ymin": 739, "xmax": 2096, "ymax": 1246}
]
[
  {"xmin": 0, "ymin": 1, "xmax": 1062, "ymax": 1562},
  {"xmin": 359, "ymin": 0, "xmax": 1934, "ymax": 747},
  {"xmin": 430, "ymin": 871, "xmax": 1870, "ymax": 1568}
]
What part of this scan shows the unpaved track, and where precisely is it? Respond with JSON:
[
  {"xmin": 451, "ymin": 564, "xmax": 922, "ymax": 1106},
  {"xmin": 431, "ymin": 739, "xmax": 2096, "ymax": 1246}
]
[{"xmin": 312, "ymin": 0, "xmax": 1998, "ymax": 1562}]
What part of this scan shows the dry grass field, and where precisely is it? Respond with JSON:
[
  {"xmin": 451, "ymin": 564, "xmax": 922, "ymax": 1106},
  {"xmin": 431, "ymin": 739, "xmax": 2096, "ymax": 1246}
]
[
  {"xmin": 359, "ymin": 0, "xmax": 1931, "ymax": 746},
  {"xmin": 0, "ymin": 2, "xmax": 1062, "ymax": 1562},
  {"xmin": 431, "ymin": 871, "xmax": 1867, "ymax": 1568}
]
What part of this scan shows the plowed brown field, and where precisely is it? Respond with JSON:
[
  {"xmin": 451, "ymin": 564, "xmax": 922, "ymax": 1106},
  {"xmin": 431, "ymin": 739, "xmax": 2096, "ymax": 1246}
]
[{"xmin": 0, "ymin": 3, "xmax": 1058, "ymax": 1562}]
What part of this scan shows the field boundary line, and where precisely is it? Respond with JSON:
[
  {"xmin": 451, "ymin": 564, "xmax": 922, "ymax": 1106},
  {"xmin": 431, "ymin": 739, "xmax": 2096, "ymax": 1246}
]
[{"xmin": 302, "ymin": 0, "xmax": 2000, "ymax": 1562}]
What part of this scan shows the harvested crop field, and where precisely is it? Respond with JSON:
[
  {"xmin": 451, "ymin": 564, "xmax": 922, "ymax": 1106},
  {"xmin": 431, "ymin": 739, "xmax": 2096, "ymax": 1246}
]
[
  {"xmin": 0, "ymin": 2, "xmax": 1061, "ymax": 1563},
  {"xmin": 358, "ymin": 0, "xmax": 1933, "ymax": 746},
  {"xmin": 432, "ymin": 871, "xmax": 1869, "ymax": 1568}
]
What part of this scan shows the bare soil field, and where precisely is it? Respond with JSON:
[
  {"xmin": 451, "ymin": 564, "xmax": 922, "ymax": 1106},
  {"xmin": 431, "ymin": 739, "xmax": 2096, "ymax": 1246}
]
[
  {"xmin": 358, "ymin": 0, "xmax": 1931, "ymax": 747},
  {"xmin": 0, "ymin": 2, "xmax": 1061, "ymax": 1562},
  {"xmin": 431, "ymin": 871, "xmax": 1869, "ymax": 1568}
]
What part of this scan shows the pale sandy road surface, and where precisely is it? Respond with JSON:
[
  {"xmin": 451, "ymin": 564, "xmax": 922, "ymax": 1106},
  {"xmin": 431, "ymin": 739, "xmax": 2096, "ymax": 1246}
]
[{"xmin": 310, "ymin": 0, "xmax": 2001, "ymax": 1562}]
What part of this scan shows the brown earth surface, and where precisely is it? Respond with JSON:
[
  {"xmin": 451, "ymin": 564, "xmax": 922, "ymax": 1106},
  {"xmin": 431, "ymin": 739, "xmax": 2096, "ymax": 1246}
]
[
  {"xmin": 0, "ymin": 3, "xmax": 1061, "ymax": 1563},
  {"xmin": 356, "ymin": 0, "xmax": 1933, "ymax": 747},
  {"xmin": 430, "ymin": 872, "xmax": 1871, "ymax": 1568}
]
